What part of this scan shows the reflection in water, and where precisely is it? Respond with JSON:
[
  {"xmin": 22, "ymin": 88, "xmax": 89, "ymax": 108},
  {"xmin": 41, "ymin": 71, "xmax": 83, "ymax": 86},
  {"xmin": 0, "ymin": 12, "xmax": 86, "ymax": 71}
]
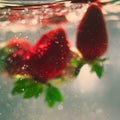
[{"xmin": 0, "ymin": 1, "xmax": 120, "ymax": 120}]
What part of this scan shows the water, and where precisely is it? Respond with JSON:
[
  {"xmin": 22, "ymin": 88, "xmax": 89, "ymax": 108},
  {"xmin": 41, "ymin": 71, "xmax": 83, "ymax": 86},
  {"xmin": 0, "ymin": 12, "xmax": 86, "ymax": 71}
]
[{"xmin": 0, "ymin": 0, "xmax": 120, "ymax": 120}]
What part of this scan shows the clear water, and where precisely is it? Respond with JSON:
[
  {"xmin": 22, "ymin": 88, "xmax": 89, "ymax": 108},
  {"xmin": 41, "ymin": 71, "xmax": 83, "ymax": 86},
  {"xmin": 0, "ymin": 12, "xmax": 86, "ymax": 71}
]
[{"xmin": 0, "ymin": 0, "xmax": 120, "ymax": 120}]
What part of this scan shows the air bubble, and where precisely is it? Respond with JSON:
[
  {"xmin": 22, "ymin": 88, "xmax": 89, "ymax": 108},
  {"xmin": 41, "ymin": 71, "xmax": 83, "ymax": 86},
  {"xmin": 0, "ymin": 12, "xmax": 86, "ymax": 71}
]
[
  {"xmin": 22, "ymin": 88, "xmax": 25, "ymax": 91},
  {"xmin": 7, "ymin": 57, "xmax": 13, "ymax": 63},
  {"xmin": 55, "ymin": 41, "xmax": 59, "ymax": 44},
  {"xmin": 21, "ymin": 20, "xmax": 26, "ymax": 24},
  {"xmin": 31, "ymin": 19, "xmax": 38, "ymax": 25},
  {"xmin": 24, "ymin": 8, "xmax": 29, "ymax": 13},
  {"xmin": 32, "ymin": 11, "xmax": 36, "ymax": 15},
  {"xmin": 21, "ymin": 64, "xmax": 28, "ymax": 70},
  {"xmin": 61, "ymin": 57, "xmax": 65, "ymax": 60},
  {"xmin": 25, "ymin": 36, "xmax": 29, "ymax": 39},
  {"xmin": 60, "ymin": 45, "xmax": 63, "ymax": 47},
  {"xmin": 58, "ymin": 104, "xmax": 63, "ymax": 110}
]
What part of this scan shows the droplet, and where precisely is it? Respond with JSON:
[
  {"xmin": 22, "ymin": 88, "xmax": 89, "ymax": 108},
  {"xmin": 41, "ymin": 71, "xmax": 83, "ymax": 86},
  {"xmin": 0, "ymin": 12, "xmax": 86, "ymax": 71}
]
[
  {"xmin": 21, "ymin": 64, "xmax": 28, "ymax": 70},
  {"xmin": 21, "ymin": 20, "xmax": 26, "ymax": 24}
]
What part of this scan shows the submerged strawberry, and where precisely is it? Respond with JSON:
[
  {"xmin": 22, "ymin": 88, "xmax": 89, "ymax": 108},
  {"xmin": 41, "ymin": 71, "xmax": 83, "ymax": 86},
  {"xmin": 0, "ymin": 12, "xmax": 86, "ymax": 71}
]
[
  {"xmin": 6, "ymin": 50, "xmax": 27, "ymax": 75},
  {"xmin": 76, "ymin": 3, "xmax": 108, "ymax": 61},
  {"xmin": 5, "ymin": 38, "xmax": 31, "ymax": 75},
  {"xmin": 25, "ymin": 28, "xmax": 71, "ymax": 83},
  {"xmin": 7, "ymin": 38, "xmax": 31, "ymax": 50}
]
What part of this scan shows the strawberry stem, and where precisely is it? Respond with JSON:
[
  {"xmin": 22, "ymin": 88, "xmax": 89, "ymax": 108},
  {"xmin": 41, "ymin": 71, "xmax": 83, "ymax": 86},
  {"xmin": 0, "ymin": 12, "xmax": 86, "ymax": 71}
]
[
  {"xmin": 74, "ymin": 60, "xmax": 85, "ymax": 77},
  {"xmin": 70, "ymin": 57, "xmax": 85, "ymax": 77}
]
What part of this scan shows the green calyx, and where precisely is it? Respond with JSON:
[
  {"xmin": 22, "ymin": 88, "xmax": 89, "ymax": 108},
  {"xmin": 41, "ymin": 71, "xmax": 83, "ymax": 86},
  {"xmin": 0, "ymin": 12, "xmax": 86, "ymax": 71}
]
[
  {"xmin": 0, "ymin": 47, "xmax": 10, "ymax": 72},
  {"xmin": 70, "ymin": 57, "xmax": 108, "ymax": 78},
  {"xmin": 12, "ymin": 76, "xmax": 63, "ymax": 108},
  {"xmin": 0, "ymin": 46, "xmax": 17, "ymax": 73}
]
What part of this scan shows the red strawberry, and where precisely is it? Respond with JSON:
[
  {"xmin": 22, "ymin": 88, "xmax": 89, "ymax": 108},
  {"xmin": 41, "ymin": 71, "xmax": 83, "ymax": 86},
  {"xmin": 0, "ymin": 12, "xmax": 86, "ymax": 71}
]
[
  {"xmin": 7, "ymin": 38, "xmax": 31, "ymax": 50},
  {"xmin": 5, "ymin": 38, "xmax": 31, "ymax": 75},
  {"xmin": 71, "ymin": 0, "xmax": 99, "ymax": 3},
  {"xmin": 6, "ymin": 50, "xmax": 28, "ymax": 75},
  {"xmin": 76, "ymin": 3, "xmax": 108, "ymax": 61},
  {"xmin": 24, "ymin": 28, "xmax": 71, "ymax": 83}
]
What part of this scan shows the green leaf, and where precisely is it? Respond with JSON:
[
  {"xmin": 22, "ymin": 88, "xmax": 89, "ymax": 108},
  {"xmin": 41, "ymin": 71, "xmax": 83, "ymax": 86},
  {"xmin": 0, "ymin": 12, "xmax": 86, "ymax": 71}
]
[
  {"xmin": 23, "ymin": 83, "xmax": 43, "ymax": 99},
  {"xmin": 70, "ymin": 58, "xmax": 85, "ymax": 77},
  {"xmin": 74, "ymin": 61, "xmax": 85, "ymax": 77},
  {"xmin": 91, "ymin": 62, "xmax": 104, "ymax": 78},
  {"xmin": 45, "ymin": 84, "xmax": 63, "ymax": 107},
  {"xmin": 0, "ymin": 47, "xmax": 8, "ymax": 72},
  {"xmin": 12, "ymin": 76, "xmax": 64, "ymax": 107},
  {"xmin": 12, "ymin": 77, "xmax": 44, "ymax": 99},
  {"xmin": 0, "ymin": 46, "xmax": 16, "ymax": 72},
  {"xmin": 12, "ymin": 77, "xmax": 30, "ymax": 95}
]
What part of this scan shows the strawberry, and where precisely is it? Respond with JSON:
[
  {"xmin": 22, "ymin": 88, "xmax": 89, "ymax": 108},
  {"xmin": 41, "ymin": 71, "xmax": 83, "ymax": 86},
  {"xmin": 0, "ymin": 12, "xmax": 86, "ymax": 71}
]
[
  {"xmin": 71, "ymin": 0, "xmax": 99, "ymax": 3},
  {"xmin": 7, "ymin": 38, "xmax": 31, "ymax": 50},
  {"xmin": 5, "ymin": 38, "xmax": 31, "ymax": 75},
  {"xmin": 6, "ymin": 50, "xmax": 28, "ymax": 75},
  {"xmin": 76, "ymin": 3, "xmax": 108, "ymax": 61},
  {"xmin": 24, "ymin": 28, "xmax": 71, "ymax": 83}
]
